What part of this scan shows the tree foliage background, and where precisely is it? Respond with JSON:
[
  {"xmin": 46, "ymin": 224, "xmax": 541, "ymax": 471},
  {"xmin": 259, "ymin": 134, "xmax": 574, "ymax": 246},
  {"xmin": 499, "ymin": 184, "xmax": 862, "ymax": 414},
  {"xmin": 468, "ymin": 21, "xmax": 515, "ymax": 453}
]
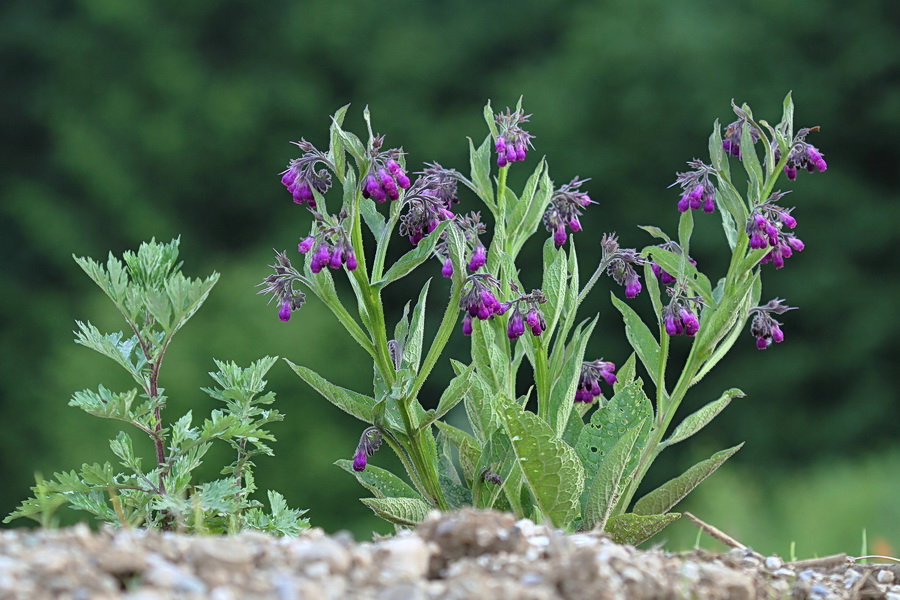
[{"xmin": 2, "ymin": 0, "xmax": 898, "ymax": 549}]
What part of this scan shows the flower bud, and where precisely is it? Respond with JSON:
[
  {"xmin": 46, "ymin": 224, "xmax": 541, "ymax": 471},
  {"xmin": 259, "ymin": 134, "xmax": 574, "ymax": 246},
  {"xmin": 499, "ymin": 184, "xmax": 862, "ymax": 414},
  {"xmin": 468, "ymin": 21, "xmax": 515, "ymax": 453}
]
[
  {"xmin": 442, "ymin": 258, "xmax": 454, "ymax": 278},
  {"xmin": 278, "ymin": 299, "xmax": 292, "ymax": 322},
  {"xmin": 298, "ymin": 237, "xmax": 315, "ymax": 254}
]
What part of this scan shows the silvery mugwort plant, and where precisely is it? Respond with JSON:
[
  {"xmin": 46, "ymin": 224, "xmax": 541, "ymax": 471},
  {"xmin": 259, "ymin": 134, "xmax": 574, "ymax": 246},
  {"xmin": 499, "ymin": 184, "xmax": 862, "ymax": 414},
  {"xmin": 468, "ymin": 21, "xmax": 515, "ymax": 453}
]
[
  {"xmin": 264, "ymin": 94, "xmax": 822, "ymax": 542},
  {"xmin": 6, "ymin": 239, "xmax": 309, "ymax": 535}
]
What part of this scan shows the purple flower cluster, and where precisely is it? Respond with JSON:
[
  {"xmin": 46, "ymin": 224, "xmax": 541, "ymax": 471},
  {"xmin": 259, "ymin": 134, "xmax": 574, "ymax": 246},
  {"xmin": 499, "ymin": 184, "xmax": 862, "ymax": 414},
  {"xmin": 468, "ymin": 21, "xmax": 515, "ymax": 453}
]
[
  {"xmin": 257, "ymin": 251, "xmax": 306, "ymax": 322},
  {"xmin": 280, "ymin": 140, "xmax": 333, "ymax": 208},
  {"xmin": 352, "ymin": 427, "xmax": 383, "ymax": 472},
  {"xmin": 459, "ymin": 274, "xmax": 506, "ymax": 336},
  {"xmin": 436, "ymin": 212, "xmax": 488, "ymax": 279},
  {"xmin": 575, "ymin": 360, "xmax": 617, "ymax": 403},
  {"xmin": 494, "ymin": 107, "xmax": 534, "ymax": 167},
  {"xmin": 359, "ymin": 135, "xmax": 411, "ymax": 203},
  {"xmin": 749, "ymin": 298, "xmax": 796, "ymax": 350},
  {"xmin": 298, "ymin": 214, "xmax": 357, "ymax": 273},
  {"xmin": 722, "ymin": 114, "xmax": 761, "ymax": 159},
  {"xmin": 399, "ymin": 163, "xmax": 460, "ymax": 246},
  {"xmin": 775, "ymin": 127, "xmax": 827, "ymax": 180},
  {"xmin": 671, "ymin": 160, "xmax": 718, "ymax": 214},
  {"xmin": 747, "ymin": 192, "xmax": 804, "ymax": 269},
  {"xmin": 663, "ymin": 299, "xmax": 700, "ymax": 337},
  {"xmin": 543, "ymin": 177, "xmax": 594, "ymax": 246},
  {"xmin": 601, "ymin": 233, "xmax": 644, "ymax": 298},
  {"xmin": 505, "ymin": 290, "xmax": 548, "ymax": 340}
]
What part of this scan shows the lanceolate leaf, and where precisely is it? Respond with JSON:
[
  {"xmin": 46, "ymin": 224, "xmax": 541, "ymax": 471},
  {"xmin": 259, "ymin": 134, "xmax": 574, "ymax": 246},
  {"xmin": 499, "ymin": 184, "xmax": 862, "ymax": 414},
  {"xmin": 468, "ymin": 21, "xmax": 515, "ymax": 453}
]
[
  {"xmin": 633, "ymin": 443, "xmax": 744, "ymax": 516},
  {"xmin": 498, "ymin": 397, "xmax": 584, "ymax": 528},
  {"xmin": 583, "ymin": 419, "xmax": 647, "ymax": 530},
  {"xmin": 284, "ymin": 360, "xmax": 376, "ymax": 424},
  {"xmin": 613, "ymin": 354, "xmax": 637, "ymax": 394},
  {"xmin": 541, "ymin": 239, "xmax": 568, "ymax": 339},
  {"xmin": 334, "ymin": 460, "xmax": 421, "ymax": 500},
  {"xmin": 644, "ymin": 247, "xmax": 713, "ymax": 306},
  {"xmin": 550, "ymin": 316, "xmax": 598, "ymax": 438},
  {"xmin": 469, "ymin": 135, "xmax": 494, "ymax": 208},
  {"xmin": 663, "ymin": 389, "xmax": 745, "ymax": 447},
  {"xmin": 610, "ymin": 293, "xmax": 659, "ymax": 387},
  {"xmin": 430, "ymin": 363, "xmax": 475, "ymax": 424},
  {"xmin": 404, "ymin": 280, "xmax": 431, "ymax": 371},
  {"xmin": 605, "ymin": 513, "xmax": 681, "ymax": 546},
  {"xmin": 374, "ymin": 222, "xmax": 449, "ymax": 289},
  {"xmin": 361, "ymin": 497, "xmax": 431, "ymax": 527}
]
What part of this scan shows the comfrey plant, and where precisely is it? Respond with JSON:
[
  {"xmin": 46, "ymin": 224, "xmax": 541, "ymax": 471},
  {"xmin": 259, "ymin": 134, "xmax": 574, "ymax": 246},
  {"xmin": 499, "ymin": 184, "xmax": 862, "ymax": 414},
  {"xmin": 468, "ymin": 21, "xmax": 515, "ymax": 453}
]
[
  {"xmin": 7, "ymin": 239, "xmax": 308, "ymax": 535},
  {"xmin": 263, "ymin": 95, "xmax": 821, "ymax": 542}
]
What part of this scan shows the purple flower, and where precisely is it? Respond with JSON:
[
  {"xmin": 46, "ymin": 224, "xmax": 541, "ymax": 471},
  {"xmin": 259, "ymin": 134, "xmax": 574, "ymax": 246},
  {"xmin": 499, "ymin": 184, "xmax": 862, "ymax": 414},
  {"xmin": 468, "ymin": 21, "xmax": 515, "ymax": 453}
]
[
  {"xmin": 671, "ymin": 160, "xmax": 717, "ymax": 214},
  {"xmin": 258, "ymin": 251, "xmax": 307, "ymax": 322},
  {"xmin": 278, "ymin": 299, "xmax": 292, "ymax": 322},
  {"xmin": 461, "ymin": 313, "xmax": 473, "ymax": 336},
  {"xmin": 468, "ymin": 242, "xmax": 487, "ymax": 272},
  {"xmin": 722, "ymin": 111, "xmax": 761, "ymax": 160},
  {"xmin": 750, "ymin": 298, "xmax": 796, "ymax": 349},
  {"xmin": 346, "ymin": 252, "xmax": 358, "ymax": 271},
  {"xmin": 663, "ymin": 299, "xmax": 701, "ymax": 338},
  {"xmin": 543, "ymin": 177, "xmax": 594, "ymax": 246},
  {"xmin": 747, "ymin": 192, "xmax": 804, "ymax": 270},
  {"xmin": 360, "ymin": 138, "xmax": 409, "ymax": 203},
  {"xmin": 773, "ymin": 127, "xmax": 827, "ymax": 180},
  {"xmin": 352, "ymin": 450, "xmax": 367, "ymax": 472},
  {"xmin": 601, "ymin": 233, "xmax": 645, "ymax": 299},
  {"xmin": 399, "ymin": 163, "xmax": 460, "ymax": 247},
  {"xmin": 280, "ymin": 139, "xmax": 333, "ymax": 208},
  {"xmin": 351, "ymin": 427, "xmax": 383, "ymax": 472},
  {"xmin": 459, "ymin": 274, "xmax": 505, "ymax": 327},
  {"xmin": 442, "ymin": 258, "xmax": 454, "ymax": 278},
  {"xmin": 507, "ymin": 311, "xmax": 525, "ymax": 340},
  {"xmin": 494, "ymin": 107, "xmax": 534, "ymax": 167},
  {"xmin": 575, "ymin": 360, "xmax": 617, "ymax": 403}
]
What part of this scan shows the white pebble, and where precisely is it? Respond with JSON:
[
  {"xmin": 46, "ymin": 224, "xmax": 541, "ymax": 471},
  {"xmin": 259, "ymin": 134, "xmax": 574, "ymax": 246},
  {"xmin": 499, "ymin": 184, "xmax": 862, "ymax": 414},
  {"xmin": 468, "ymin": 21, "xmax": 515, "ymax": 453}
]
[
  {"xmin": 764, "ymin": 556, "xmax": 783, "ymax": 570},
  {"xmin": 878, "ymin": 570, "xmax": 896, "ymax": 584}
]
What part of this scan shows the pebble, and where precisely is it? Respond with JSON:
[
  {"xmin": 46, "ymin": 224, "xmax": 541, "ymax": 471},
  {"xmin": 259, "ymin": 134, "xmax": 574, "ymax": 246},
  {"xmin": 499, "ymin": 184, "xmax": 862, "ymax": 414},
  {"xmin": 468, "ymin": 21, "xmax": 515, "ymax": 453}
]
[
  {"xmin": 764, "ymin": 555, "xmax": 783, "ymax": 570},
  {"xmin": 376, "ymin": 535, "xmax": 430, "ymax": 579},
  {"xmin": 879, "ymin": 569, "xmax": 896, "ymax": 584}
]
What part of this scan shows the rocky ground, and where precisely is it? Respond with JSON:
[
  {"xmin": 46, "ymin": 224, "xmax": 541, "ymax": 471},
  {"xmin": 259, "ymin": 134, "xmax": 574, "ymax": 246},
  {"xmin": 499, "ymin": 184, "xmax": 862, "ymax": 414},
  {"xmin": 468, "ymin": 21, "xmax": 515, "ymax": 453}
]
[{"xmin": 0, "ymin": 509, "xmax": 896, "ymax": 600}]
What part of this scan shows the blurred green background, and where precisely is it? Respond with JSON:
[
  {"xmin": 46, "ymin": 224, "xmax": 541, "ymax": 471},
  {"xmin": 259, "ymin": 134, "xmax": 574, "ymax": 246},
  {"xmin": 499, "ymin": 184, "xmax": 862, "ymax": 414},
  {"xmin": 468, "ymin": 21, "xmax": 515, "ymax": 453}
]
[{"xmin": 2, "ymin": 0, "xmax": 898, "ymax": 555}]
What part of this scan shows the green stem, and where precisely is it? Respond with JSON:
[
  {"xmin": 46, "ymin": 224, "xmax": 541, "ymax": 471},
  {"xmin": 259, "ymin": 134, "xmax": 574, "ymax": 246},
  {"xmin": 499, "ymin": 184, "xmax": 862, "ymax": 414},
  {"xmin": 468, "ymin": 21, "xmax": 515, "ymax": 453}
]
[
  {"xmin": 496, "ymin": 166, "xmax": 509, "ymax": 251},
  {"xmin": 380, "ymin": 432, "xmax": 430, "ymax": 500},
  {"xmin": 534, "ymin": 338, "xmax": 551, "ymax": 423},
  {"xmin": 655, "ymin": 330, "xmax": 670, "ymax": 420},
  {"xmin": 396, "ymin": 400, "xmax": 449, "ymax": 510}
]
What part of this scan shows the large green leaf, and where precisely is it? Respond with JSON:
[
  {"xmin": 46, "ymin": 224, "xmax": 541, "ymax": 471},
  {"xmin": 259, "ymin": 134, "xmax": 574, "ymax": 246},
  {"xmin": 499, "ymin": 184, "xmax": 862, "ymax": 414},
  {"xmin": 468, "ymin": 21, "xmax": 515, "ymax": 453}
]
[
  {"xmin": 285, "ymin": 360, "xmax": 376, "ymax": 424},
  {"xmin": 335, "ymin": 460, "xmax": 421, "ymax": 500},
  {"xmin": 606, "ymin": 513, "xmax": 681, "ymax": 545},
  {"xmin": 663, "ymin": 389, "xmax": 744, "ymax": 447},
  {"xmin": 583, "ymin": 419, "xmax": 646, "ymax": 530},
  {"xmin": 550, "ymin": 316, "xmax": 598, "ymax": 438},
  {"xmin": 361, "ymin": 497, "xmax": 431, "ymax": 526},
  {"xmin": 541, "ymin": 239, "xmax": 568, "ymax": 338},
  {"xmin": 469, "ymin": 135, "xmax": 494, "ymax": 208},
  {"xmin": 464, "ymin": 373, "xmax": 501, "ymax": 444},
  {"xmin": 575, "ymin": 381, "xmax": 652, "ymax": 498},
  {"xmin": 610, "ymin": 293, "xmax": 659, "ymax": 387},
  {"xmin": 497, "ymin": 397, "xmax": 584, "ymax": 528},
  {"xmin": 633, "ymin": 443, "xmax": 744, "ymax": 516}
]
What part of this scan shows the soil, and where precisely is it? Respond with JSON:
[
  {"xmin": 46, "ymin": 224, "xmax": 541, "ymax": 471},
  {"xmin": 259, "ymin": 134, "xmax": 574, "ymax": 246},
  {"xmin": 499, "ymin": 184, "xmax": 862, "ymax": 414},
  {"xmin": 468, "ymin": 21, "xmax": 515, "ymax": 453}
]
[{"xmin": 0, "ymin": 509, "xmax": 895, "ymax": 600}]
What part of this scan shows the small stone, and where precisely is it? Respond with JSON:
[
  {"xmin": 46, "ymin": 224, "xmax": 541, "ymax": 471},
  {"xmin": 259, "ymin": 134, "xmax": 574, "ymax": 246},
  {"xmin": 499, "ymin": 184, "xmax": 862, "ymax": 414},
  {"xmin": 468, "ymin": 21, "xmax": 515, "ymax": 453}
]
[
  {"xmin": 96, "ymin": 549, "xmax": 147, "ymax": 575},
  {"xmin": 764, "ymin": 555, "xmax": 783, "ymax": 570},
  {"xmin": 799, "ymin": 569, "xmax": 818, "ymax": 581},
  {"xmin": 879, "ymin": 570, "xmax": 896, "ymax": 584},
  {"xmin": 375, "ymin": 582, "xmax": 425, "ymax": 600},
  {"xmin": 773, "ymin": 568, "xmax": 796, "ymax": 578},
  {"xmin": 886, "ymin": 592, "xmax": 900, "ymax": 600},
  {"xmin": 376, "ymin": 535, "xmax": 430, "ymax": 580},
  {"xmin": 810, "ymin": 583, "xmax": 829, "ymax": 596}
]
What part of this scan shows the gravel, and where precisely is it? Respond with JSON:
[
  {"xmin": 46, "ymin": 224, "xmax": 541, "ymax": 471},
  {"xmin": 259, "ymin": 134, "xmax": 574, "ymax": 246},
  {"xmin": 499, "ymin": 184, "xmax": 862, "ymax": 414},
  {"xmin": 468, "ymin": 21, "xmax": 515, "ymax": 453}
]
[{"xmin": 0, "ymin": 509, "xmax": 894, "ymax": 599}]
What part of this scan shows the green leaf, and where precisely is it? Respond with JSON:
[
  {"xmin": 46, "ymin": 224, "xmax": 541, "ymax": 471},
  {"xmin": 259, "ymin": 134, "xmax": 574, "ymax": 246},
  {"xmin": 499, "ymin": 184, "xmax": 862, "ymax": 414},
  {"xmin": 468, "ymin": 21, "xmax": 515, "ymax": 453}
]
[
  {"xmin": 511, "ymin": 167, "xmax": 553, "ymax": 257},
  {"xmin": 285, "ymin": 360, "xmax": 376, "ymax": 424},
  {"xmin": 483, "ymin": 100, "xmax": 499, "ymax": 140},
  {"xmin": 73, "ymin": 324, "xmax": 147, "ymax": 387},
  {"xmin": 361, "ymin": 497, "xmax": 431, "ymax": 526},
  {"xmin": 464, "ymin": 373, "xmax": 501, "ymax": 444},
  {"xmin": 469, "ymin": 135, "xmax": 494, "ymax": 208},
  {"xmin": 430, "ymin": 363, "xmax": 474, "ymax": 424},
  {"xmin": 69, "ymin": 385, "xmax": 140, "ymax": 422},
  {"xmin": 636, "ymin": 226, "xmax": 671, "ymax": 243},
  {"xmin": 575, "ymin": 381, "xmax": 652, "ymax": 497},
  {"xmin": 610, "ymin": 294, "xmax": 659, "ymax": 386},
  {"xmin": 436, "ymin": 431, "xmax": 472, "ymax": 508},
  {"xmin": 708, "ymin": 119, "xmax": 730, "ymax": 181},
  {"xmin": 540, "ymin": 239, "xmax": 568, "ymax": 338},
  {"xmin": 677, "ymin": 210, "xmax": 694, "ymax": 257},
  {"xmin": 549, "ymin": 316, "xmax": 598, "ymax": 438},
  {"xmin": 740, "ymin": 114, "xmax": 764, "ymax": 201},
  {"xmin": 497, "ymin": 397, "xmax": 584, "ymax": 528},
  {"xmin": 633, "ymin": 444, "xmax": 744, "ymax": 515},
  {"xmin": 335, "ymin": 460, "xmax": 421, "ymax": 499},
  {"xmin": 360, "ymin": 197, "xmax": 387, "ymax": 241},
  {"xmin": 605, "ymin": 513, "xmax": 681, "ymax": 545},
  {"xmin": 583, "ymin": 419, "xmax": 647, "ymax": 530},
  {"xmin": 446, "ymin": 225, "xmax": 467, "ymax": 287},
  {"xmin": 374, "ymin": 222, "xmax": 449, "ymax": 289},
  {"xmin": 644, "ymin": 247, "xmax": 714, "ymax": 306},
  {"xmin": 328, "ymin": 104, "xmax": 350, "ymax": 182},
  {"xmin": 403, "ymin": 281, "xmax": 431, "ymax": 371},
  {"xmin": 109, "ymin": 432, "xmax": 142, "ymax": 473},
  {"xmin": 613, "ymin": 354, "xmax": 638, "ymax": 394},
  {"xmin": 508, "ymin": 159, "xmax": 546, "ymax": 238},
  {"xmin": 692, "ymin": 273, "xmax": 756, "ymax": 365},
  {"xmin": 663, "ymin": 389, "xmax": 745, "ymax": 447}
]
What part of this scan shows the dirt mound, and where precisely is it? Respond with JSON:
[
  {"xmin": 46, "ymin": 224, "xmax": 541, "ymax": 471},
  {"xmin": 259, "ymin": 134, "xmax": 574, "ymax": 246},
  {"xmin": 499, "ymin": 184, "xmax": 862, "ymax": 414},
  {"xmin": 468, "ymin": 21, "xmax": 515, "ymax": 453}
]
[{"xmin": 0, "ymin": 509, "xmax": 894, "ymax": 599}]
